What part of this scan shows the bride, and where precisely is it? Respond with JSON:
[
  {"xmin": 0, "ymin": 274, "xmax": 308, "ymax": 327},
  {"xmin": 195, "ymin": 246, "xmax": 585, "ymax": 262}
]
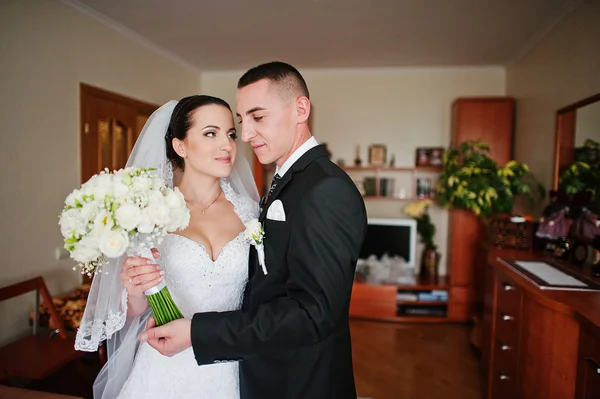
[{"xmin": 74, "ymin": 95, "xmax": 259, "ymax": 399}]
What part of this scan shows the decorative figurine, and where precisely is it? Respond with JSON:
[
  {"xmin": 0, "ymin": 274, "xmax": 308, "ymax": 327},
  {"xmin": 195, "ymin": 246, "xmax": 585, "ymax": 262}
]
[{"xmin": 354, "ymin": 144, "xmax": 362, "ymax": 166}]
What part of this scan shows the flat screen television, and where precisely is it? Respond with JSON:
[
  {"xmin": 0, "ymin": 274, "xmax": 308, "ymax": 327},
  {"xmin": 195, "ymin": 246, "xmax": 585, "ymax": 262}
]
[{"xmin": 358, "ymin": 217, "xmax": 417, "ymax": 269}]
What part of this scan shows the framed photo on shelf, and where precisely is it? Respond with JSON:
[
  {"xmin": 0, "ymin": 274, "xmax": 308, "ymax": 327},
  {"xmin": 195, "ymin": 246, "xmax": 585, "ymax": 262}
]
[
  {"xmin": 368, "ymin": 144, "xmax": 387, "ymax": 166},
  {"xmin": 415, "ymin": 147, "xmax": 445, "ymax": 167}
]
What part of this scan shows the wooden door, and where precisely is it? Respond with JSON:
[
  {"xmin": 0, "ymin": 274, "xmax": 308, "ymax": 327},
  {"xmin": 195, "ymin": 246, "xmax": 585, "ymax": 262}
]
[
  {"xmin": 79, "ymin": 85, "xmax": 158, "ymax": 284},
  {"xmin": 80, "ymin": 84, "xmax": 158, "ymax": 183}
]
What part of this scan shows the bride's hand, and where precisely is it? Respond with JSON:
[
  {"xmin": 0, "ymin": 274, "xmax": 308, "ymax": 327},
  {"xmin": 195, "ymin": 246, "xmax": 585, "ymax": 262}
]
[{"xmin": 120, "ymin": 255, "xmax": 164, "ymax": 298}]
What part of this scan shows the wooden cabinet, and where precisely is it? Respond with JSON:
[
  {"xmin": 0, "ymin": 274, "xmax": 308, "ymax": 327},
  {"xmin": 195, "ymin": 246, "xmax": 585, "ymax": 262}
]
[
  {"xmin": 482, "ymin": 251, "xmax": 600, "ymax": 399},
  {"xmin": 577, "ymin": 320, "xmax": 600, "ymax": 398},
  {"xmin": 349, "ymin": 283, "xmax": 397, "ymax": 319},
  {"xmin": 350, "ymin": 276, "xmax": 451, "ymax": 322},
  {"xmin": 449, "ymin": 97, "xmax": 515, "ymax": 322},
  {"xmin": 451, "ymin": 98, "xmax": 514, "ymax": 164},
  {"xmin": 490, "ymin": 272, "xmax": 522, "ymax": 398}
]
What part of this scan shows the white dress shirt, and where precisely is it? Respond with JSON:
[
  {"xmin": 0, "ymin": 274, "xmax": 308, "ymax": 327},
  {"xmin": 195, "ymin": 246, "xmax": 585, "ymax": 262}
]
[{"xmin": 275, "ymin": 136, "xmax": 319, "ymax": 178}]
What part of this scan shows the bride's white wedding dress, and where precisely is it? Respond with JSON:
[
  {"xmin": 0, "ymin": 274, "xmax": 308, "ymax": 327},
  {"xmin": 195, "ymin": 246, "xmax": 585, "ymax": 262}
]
[{"xmin": 116, "ymin": 180, "xmax": 256, "ymax": 399}]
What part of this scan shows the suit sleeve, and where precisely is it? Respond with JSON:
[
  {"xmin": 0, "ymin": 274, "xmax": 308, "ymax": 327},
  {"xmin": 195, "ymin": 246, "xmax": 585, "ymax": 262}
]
[{"xmin": 190, "ymin": 177, "xmax": 366, "ymax": 364}]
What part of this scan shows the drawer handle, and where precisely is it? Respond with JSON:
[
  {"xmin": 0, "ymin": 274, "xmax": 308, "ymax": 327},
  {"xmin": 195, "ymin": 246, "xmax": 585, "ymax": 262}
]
[
  {"xmin": 499, "ymin": 373, "xmax": 510, "ymax": 381},
  {"xmin": 502, "ymin": 314, "xmax": 514, "ymax": 321},
  {"xmin": 503, "ymin": 284, "xmax": 514, "ymax": 291},
  {"xmin": 585, "ymin": 357, "xmax": 600, "ymax": 374},
  {"xmin": 500, "ymin": 344, "xmax": 512, "ymax": 351}
]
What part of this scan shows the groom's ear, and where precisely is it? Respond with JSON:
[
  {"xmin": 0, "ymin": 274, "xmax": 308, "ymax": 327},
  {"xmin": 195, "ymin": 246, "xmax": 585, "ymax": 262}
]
[{"xmin": 295, "ymin": 96, "xmax": 310, "ymax": 125}]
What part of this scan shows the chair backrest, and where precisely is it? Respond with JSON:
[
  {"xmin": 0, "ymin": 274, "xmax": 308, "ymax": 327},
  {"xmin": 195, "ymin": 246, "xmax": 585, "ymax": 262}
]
[{"xmin": 0, "ymin": 277, "xmax": 68, "ymax": 339}]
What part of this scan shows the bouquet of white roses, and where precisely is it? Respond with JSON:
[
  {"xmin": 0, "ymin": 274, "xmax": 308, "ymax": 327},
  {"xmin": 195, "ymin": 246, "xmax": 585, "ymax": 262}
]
[{"xmin": 59, "ymin": 167, "xmax": 190, "ymax": 326}]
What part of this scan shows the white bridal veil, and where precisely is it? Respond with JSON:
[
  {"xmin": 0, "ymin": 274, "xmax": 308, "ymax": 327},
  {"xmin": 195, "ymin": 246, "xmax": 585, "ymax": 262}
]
[{"xmin": 74, "ymin": 99, "xmax": 259, "ymax": 399}]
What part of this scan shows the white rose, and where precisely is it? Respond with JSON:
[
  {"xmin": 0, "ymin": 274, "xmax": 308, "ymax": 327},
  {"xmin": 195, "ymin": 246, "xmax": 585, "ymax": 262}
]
[
  {"xmin": 244, "ymin": 218, "xmax": 262, "ymax": 241},
  {"xmin": 98, "ymin": 229, "xmax": 130, "ymax": 258},
  {"xmin": 147, "ymin": 201, "xmax": 171, "ymax": 227},
  {"xmin": 148, "ymin": 189, "xmax": 166, "ymax": 204},
  {"xmin": 71, "ymin": 235, "xmax": 101, "ymax": 263},
  {"xmin": 115, "ymin": 203, "xmax": 142, "ymax": 231},
  {"xmin": 92, "ymin": 173, "xmax": 114, "ymax": 199},
  {"xmin": 80, "ymin": 173, "xmax": 105, "ymax": 198},
  {"xmin": 80, "ymin": 176, "xmax": 95, "ymax": 192},
  {"xmin": 133, "ymin": 175, "xmax": 153, "ymax": 192},
  {"xmin": 137, "ymin": 208, "xmax": 155, "ymax": 234},
  {"xmin": 113, "ymin": 180, "xmax": 130, "ymax": 198},
  {"xmin": 59, "ymin": 208, "xmax": 87, "ymax": 237},
  {"xmin": 80, "ymin": 201, "xmax": 100, "ymax": 224},
  {"xmin": 165, "ymin": 188, "xmax": 186, "ymax": 210},
  {"xmin": 166, "ymin": 207, "xmax": 190, "ymax": 231}
]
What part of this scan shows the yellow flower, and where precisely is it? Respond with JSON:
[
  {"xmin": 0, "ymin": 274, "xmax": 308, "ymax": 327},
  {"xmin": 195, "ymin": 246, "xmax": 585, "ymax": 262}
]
[
  {"xmin": 403, "ymin": 199, "xmax": 433, "ymax": 219},
  {"xmin": 505, "ymin": 160, "xmax": 517, "ymax": 169}
]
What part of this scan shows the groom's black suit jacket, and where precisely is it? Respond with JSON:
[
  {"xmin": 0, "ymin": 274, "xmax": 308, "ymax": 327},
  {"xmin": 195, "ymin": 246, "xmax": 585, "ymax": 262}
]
[{"xmin": 191, "ymin": 144, "xmax": 367, "ymax": 399}]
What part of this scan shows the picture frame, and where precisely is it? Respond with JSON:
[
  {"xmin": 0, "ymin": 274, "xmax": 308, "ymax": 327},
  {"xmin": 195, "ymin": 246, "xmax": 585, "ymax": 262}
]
[
  {"xmin": 368, "ymin": 144, "xmax": 387, "ymax": 166},
  {"xmin": 415, "ymin": 147, "xmax": 445, "ymax": 167}
]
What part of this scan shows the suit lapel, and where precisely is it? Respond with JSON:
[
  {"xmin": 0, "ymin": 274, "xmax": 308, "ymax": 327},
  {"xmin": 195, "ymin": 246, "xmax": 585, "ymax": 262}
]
[
  {"xmin": 251, "ymin": 144, "xmax": 329, "ymax": 281},
  {"xmin": 259, "ymin": 172, "xmax": 292, "ymax": 221},
  {"xmin": 258, "ymin": 144, "xmax": 328, "ymax": 222}
]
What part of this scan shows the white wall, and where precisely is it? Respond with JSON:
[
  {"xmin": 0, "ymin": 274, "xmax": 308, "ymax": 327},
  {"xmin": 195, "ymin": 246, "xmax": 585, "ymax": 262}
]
[
  {"xmin": 507, "ymin": 0, "xmax": 600, "ymax": 190},
  {"xmin": 201, "ymin": 67, "xmax": 506, "ymax": 275},
  {"xmin": 0, "ymin": 0, "xmax": 201, "ymax": 345}
]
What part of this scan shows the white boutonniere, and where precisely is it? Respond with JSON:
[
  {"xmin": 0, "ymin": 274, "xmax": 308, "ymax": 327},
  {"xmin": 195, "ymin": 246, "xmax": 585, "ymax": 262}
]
[{"xmin": 244, "ymin": 218, "xmax": 267, "ymax": 275}]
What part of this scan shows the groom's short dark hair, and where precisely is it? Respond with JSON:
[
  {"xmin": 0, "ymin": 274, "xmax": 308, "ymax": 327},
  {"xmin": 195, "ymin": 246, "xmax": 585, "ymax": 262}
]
[{"xmin": 238, "ymin": 61, "xmax": 310, "ymax": 101}]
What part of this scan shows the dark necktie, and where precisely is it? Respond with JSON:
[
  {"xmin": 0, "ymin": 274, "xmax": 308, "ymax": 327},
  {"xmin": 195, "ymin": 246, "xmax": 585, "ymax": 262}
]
[{"xmin": 267, "ymin": 173, "xmax": 281, "ymax": 202}]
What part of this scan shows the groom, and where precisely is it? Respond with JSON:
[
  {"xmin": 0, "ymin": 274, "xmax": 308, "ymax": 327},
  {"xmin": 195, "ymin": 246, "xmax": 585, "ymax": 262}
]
[{"xmin": 141, "ymin": 61, "xmax": 367, "ymax": 399}]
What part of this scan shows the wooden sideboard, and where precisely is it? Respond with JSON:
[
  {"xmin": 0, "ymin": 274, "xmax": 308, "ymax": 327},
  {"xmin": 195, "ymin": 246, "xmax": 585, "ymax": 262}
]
[{"xmin": 482, "ymin": 248, "xmax": 600, "ymax": 399}]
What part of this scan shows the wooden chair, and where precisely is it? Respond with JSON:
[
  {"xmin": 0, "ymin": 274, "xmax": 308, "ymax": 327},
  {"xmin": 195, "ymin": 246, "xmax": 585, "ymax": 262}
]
[{"xmin": 0, "ymin": 277, "xmax": 84, "ymax": 381}]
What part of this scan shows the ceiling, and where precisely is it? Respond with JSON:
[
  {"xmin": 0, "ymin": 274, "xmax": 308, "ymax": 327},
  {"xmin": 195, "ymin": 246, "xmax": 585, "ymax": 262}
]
[{"xmin": 63, "ymin": 0, "xmax": 581, "ymax": 72}]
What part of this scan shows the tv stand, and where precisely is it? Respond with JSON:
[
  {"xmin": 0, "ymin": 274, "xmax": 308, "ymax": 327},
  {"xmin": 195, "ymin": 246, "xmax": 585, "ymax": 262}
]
[{"xmin": 350, "ymin": 275, "xmax": 462, "ymax": 323}]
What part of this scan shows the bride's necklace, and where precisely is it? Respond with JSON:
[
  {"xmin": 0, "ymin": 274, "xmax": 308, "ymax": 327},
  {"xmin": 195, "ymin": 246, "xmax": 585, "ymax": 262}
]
[{"xmin": 185, "ymin": 190, "xmax": 222, "ymax": 215}]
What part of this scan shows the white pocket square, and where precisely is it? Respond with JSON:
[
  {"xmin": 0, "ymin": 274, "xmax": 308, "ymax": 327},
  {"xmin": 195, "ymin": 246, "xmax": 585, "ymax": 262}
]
[{"xmin": 266, "ymin": 199, "xmax": 286, "ymax": 221}]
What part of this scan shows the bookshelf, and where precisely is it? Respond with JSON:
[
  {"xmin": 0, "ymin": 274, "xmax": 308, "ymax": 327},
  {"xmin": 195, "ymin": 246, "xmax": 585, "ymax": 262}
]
[
  {"xmin": 252, "ymin": 157, "xmax": 443, "ymax": 200},
  {"xmin": 341, "ymin": 165, "xmax": 442, "ymax": 201}
]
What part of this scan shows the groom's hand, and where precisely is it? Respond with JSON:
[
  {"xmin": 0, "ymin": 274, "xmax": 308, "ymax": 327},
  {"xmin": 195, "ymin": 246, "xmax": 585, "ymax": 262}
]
[{"xmin": 140, "ymin": 316, "xmax": 192, "ymax": 357}]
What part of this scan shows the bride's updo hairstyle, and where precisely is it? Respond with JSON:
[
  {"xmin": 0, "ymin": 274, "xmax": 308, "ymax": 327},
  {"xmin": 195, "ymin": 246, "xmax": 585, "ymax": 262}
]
[{"xmin": 165, "ymin": 95, "xmax": 232, "ymax": 171}]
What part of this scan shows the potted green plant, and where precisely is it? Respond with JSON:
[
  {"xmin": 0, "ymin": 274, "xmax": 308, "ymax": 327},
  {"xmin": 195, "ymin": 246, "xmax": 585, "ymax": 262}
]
[
  {"xmin": 404, "ymin": 199, "xmax": 439, "ymax": 276},
  {"xmin": 435, "ymin": 140, "xmax": 542, "ymax": 218},
  {"xmin": 558, "ymin": 139, "xmax": 600, "ymax": 213}
]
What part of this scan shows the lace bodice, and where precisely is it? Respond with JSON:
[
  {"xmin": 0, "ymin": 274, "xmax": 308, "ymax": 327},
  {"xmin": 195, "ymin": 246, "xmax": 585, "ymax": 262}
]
[
  {"xmin": 158, "ymin": 179, "xmax": 255, "ymax": 316},
  {"xmin": 114, "ymin": 179, "xmax": 258, "ymax": 399}
]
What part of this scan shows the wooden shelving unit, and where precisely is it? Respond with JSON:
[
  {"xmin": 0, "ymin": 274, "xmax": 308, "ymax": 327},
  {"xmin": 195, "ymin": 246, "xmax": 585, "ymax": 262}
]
[
  {"xmin": 253, "ymin": 161, "xmax": 443, "ymax": 198},
  {"xmin": 342, "ymin": 165, "xmax": 443, "ymax": 172},
  {"xmin": 405, "ymin": 275, "xmax": 449, "ymax": 289},
  {"xmin": 396, "ymin": 300, "xmax": 447, "ymax": 306},
  {"xmin": 350, "ymin": 275, "xmax": 452, "ymax": 322},
  {"xmin": 342, "ymin": 165, "xmax": 443, "ymax": 200},
  {"xmin": 360, "ymin": 196, "xmax": 435, "ymax": 201}
]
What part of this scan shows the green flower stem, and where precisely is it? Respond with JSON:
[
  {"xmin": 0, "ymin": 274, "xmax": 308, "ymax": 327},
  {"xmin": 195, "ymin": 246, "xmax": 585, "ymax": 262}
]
[{"xmin": 146, "ymin": 286, "xmax": 183, "ymax": 326}]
